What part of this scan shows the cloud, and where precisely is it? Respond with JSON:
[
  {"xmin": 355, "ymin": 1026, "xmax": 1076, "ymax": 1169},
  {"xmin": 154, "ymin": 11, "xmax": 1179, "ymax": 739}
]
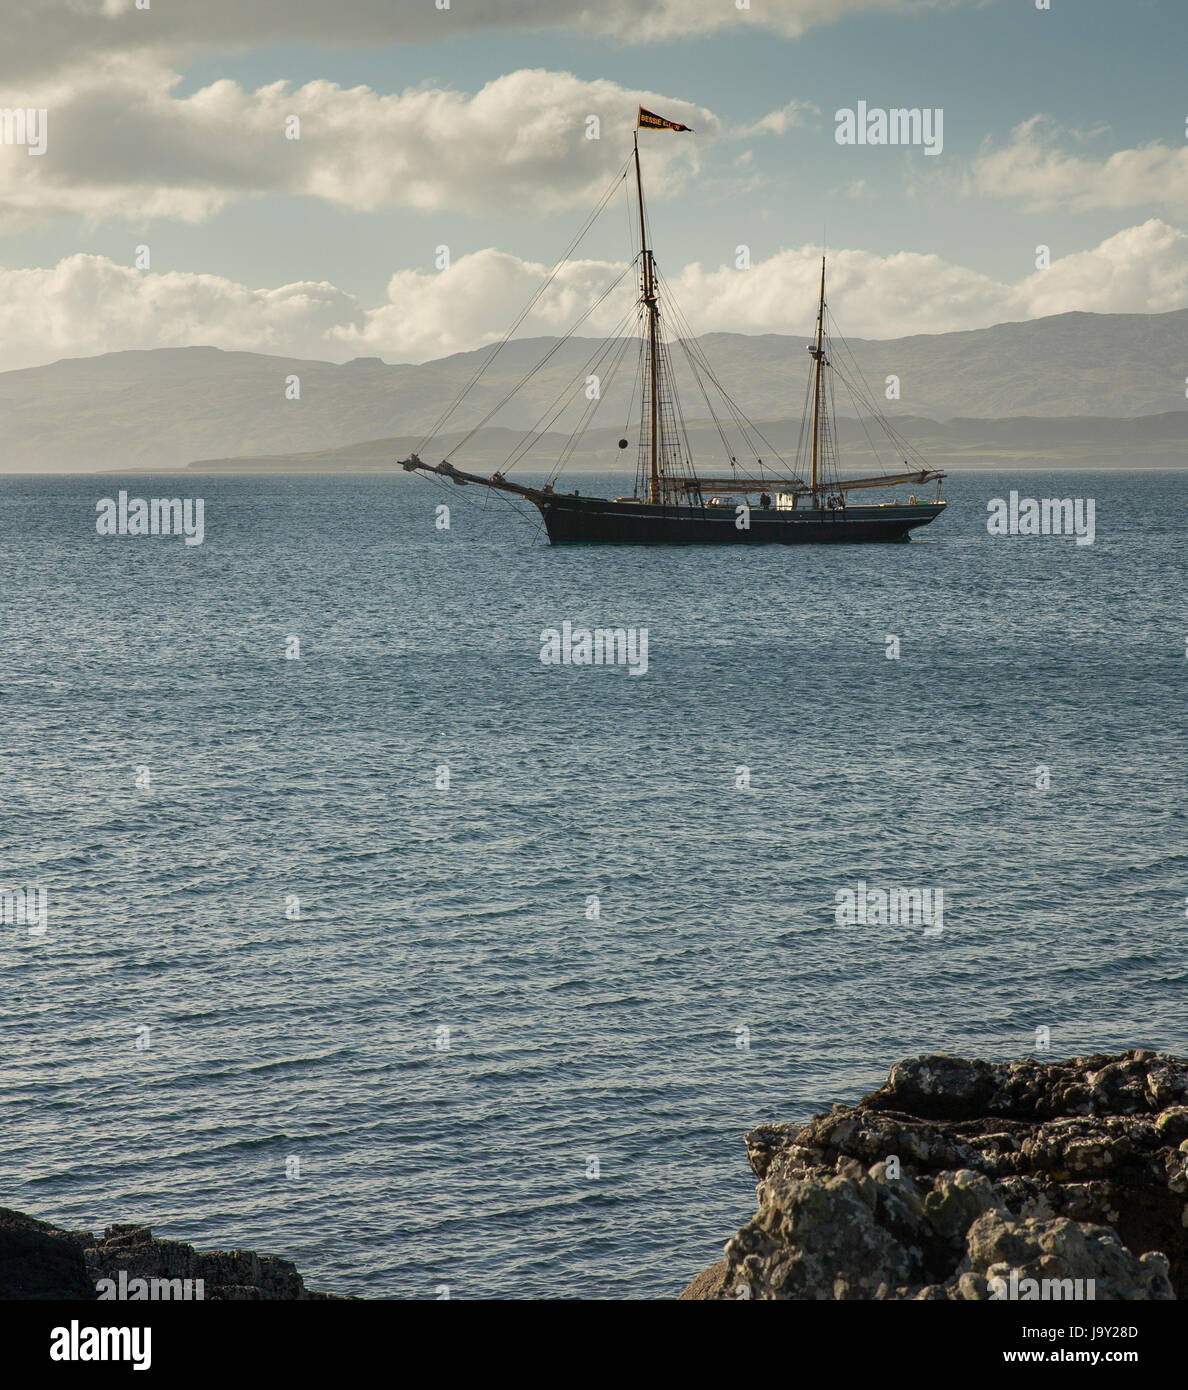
[
  {"xmin": 0, "ymin": 255, "xmax": 362, "ymax": 369},
  {"xmin": 969, "ymin": 116, "xmax": 1188, "ymax": 213},
  {"xmin": 663, "ymin": 245, "xmax": 1012, "ymax": 340},
  {"xmin": 3, "ymin": 220, "xmax": 1186, "ymax": 373},
  {"xmin": 1015, "ymin": 219, "xmax": 1188, "ymax": 318},
  {"xmin": 734, "ymin": 101, "xmax": 820, "ymax": 138},
  {"xmin": 337, "ymin": 250, "xmax": 633, "ymax": 360},
  {"xmin": 6, "ymin": 2, "xmax": 986, "ymax": 79},
  {"xmin": 0, "ymin": 61, "xmax": 712, "ymax": 228}
]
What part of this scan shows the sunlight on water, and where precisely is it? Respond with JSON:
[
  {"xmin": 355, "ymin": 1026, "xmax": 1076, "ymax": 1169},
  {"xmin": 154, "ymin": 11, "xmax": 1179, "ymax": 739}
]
[{"xmin": 1, "ymin": 469, "xmax": 1185, "ymax": 1297}]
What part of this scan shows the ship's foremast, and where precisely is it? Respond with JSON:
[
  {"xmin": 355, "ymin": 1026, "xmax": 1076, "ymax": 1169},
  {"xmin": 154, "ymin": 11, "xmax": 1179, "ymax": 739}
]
[{"xmin": 800, "ymin": 256, "xmax": 946, "ymax": 504}]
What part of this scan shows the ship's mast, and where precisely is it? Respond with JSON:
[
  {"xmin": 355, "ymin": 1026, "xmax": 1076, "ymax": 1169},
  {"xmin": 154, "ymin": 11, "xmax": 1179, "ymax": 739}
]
[
  {"xmin": 634, "ymin": 132, "xmax": 661, "ymax": 505},
  {"xmin": 809, "ymin": 255, "xmax": 826, "ymax": 505}
]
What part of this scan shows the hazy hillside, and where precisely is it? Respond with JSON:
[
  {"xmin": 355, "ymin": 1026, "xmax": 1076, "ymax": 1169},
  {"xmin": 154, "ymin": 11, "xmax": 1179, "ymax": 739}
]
[
  {"xmin": 186, "ymin": 412, "xmax": 1188, "ymax": 475},
  {"xmin": 3, "ymin": 307, "xmax": 1187, "ymax": 471}
]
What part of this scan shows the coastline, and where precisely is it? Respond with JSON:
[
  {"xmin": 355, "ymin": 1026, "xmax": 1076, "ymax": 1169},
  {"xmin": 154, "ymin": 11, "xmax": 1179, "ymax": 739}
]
[
  {"xmin": 0, "ymin": 1210, "xmax": 349, "ymax": 1301},
  {"xmin": 681, "ymin": 1050, "xmax": 1186, "ymax": 1300}
]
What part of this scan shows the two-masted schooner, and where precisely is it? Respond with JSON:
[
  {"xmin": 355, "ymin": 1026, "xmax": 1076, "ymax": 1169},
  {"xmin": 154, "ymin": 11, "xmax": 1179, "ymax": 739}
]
[{"xmin": 401, "ymin": 106, "xmax": 947, "ymax": 544}]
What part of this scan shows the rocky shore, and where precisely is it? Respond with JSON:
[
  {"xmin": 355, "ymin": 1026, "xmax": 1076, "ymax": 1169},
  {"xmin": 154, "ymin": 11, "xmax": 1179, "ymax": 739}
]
[
  {"xmin": 681, "ymin": 1049, "xmax": 1187, "ymax": 1300},
  {"xmin": 0, "ymin": 1208, "xmax": 346, "ymax": 1300}
]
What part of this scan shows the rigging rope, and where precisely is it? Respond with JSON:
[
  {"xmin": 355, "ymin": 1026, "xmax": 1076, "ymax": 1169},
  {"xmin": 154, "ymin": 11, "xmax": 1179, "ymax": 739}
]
[
  {"xmin": 414, "ymin": 156, "xmax": 632, "ymax": 455},
  {"xmin": 493, "ymin": 301, "xmax": 640, "ymax": 478},
  {"xmin": 445, "ymin": 264, "xmax": 633, "ymax": 461},
  {"xmin": 411, "ymin": 459, "xmax": 544, "ymax": 541},
  {"xmin": 826, "ymin": 307, "xmax": 932, "ymax": 473},
  {"xmin": 655, "ymin": 264, "xmax": 802, "ymax": 482}
]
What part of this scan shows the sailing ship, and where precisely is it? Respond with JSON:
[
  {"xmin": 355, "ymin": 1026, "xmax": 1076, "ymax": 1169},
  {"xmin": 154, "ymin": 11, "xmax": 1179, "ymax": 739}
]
[{"xmin": 401, "ymin": 107, "xmax": 947, "ymax": 544}]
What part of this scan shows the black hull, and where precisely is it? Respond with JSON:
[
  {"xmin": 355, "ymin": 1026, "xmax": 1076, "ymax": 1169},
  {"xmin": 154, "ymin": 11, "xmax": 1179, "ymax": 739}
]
[{"xmin": 537, "ymin": 495, "xmax": 946, "ymax": 544}]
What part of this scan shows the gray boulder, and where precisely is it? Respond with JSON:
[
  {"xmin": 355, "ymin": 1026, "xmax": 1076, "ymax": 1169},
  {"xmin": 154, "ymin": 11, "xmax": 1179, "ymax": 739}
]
[{"xmin": 684, "ymin": 1049, "xmax": 1186, "ymax": 1300}]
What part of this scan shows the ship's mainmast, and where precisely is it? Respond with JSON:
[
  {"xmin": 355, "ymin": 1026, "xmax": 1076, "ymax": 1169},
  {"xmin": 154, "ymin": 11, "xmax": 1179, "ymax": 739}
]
[
  {"xmin": 808, "ymin": 255, "xmax": 827, "ymax": 507},
  {"xmin": 633, "ymin": 131, "xmax": 661, "ymax": 506}
]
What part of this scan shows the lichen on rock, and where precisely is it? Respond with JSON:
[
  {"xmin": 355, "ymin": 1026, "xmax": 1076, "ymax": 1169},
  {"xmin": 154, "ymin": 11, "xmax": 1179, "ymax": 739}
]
[{"xmin": 685, "ymin": 1050, "xmax": 1185, "ymax": 1300}]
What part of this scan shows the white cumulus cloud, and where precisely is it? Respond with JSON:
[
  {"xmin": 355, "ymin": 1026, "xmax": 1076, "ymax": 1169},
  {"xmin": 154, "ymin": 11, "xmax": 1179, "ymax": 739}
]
[
  {"xmin": 2, "ymin": 220, "xmax": 1187, "ymax": 373},
  {"xmin": 969, "ymin": 116, "xmax": 1188, "ymax": 213},
  {"xmin": 0, "ymin": 62, "xmax": 712, "ymax": 228},
  {"xmin": 1015, "ymin": 219, "xmax": 1188, "ymax": 318},
  {"xmin": 0, "ymin": 256, "xmax": 362, "ymax": 368}
]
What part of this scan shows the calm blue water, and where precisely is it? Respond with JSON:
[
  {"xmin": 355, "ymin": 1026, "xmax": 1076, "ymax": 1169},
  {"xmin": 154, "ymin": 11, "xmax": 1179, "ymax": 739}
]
[{"xmin": 1, "ymin": 469, "xmax": 1185, "ymax": 1299}]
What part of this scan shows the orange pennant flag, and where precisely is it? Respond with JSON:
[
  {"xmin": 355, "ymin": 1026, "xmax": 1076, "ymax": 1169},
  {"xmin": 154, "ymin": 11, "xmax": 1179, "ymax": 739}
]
[{"xmin": 637, "ymin": 106, "xmax": 693, "ymax": 132}]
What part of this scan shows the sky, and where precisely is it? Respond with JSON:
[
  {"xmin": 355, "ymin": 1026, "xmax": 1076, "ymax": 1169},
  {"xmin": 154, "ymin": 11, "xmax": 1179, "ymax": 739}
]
[{"xmin": 0, "ymin": 0, "xmax": 1186, "ymax": 371}]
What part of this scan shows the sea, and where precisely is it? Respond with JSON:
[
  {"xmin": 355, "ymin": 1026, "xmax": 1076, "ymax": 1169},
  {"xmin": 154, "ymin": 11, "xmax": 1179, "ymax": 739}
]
[{"xmin": 1, "ymin": 468, "xmax": 1184, "ymax": 1299}]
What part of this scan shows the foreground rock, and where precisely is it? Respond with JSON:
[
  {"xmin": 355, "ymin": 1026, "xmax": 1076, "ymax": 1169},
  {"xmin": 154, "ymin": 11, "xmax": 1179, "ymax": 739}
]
[
  {"xmin": 0, "ymin": 1208, "xmax": 346, "ymax": 1300},
  {"xmin": 683, "ymin": 1050, "xmax": 1187, "ymax": 1300}
]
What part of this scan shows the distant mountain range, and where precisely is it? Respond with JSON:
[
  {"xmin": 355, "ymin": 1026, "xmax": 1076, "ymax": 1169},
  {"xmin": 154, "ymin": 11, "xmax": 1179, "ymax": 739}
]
[
  {"xmin": 2, "ymin": 307, "xmax": 1187, "ymax": 471},
  {"xmin": 186, "ymin": 413, "xmax": 1188, "ymax": 476}
]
